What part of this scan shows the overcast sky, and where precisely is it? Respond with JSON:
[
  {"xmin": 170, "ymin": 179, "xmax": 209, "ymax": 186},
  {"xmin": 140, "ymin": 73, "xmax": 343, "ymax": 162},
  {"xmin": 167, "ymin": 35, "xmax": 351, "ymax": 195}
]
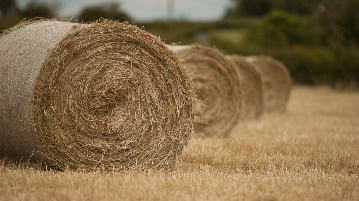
[{"xmin": 16, "ymin": 0, "xmax": 233, "ymax": 22}]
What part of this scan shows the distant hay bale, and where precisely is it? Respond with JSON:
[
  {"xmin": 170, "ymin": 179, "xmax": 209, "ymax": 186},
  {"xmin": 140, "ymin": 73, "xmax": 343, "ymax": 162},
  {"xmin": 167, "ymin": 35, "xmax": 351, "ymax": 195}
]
[
  {"xmin": 227, "ymin": 55, "xmax": 264, "ymax": 120},
  {"xmin": 168, "ymin": 45, "xmax": 242, "ymax": 138},
  {"xmin": 246, "ymin": 55, "xmax": 291, "ymax": 113},
  {"xmin": 0, "ymin": 19, "xmax": 194, "ymax": 171}
]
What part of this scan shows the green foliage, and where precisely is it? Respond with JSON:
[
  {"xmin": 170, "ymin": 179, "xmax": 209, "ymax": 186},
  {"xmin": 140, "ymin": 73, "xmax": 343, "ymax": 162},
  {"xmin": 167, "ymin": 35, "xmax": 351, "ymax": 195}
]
[
  {"xmin": 77, "ymin": 3, "xmax": 131, "ymax": 23},
  {"xmin": 225, "ymin": 5, "xmax": 359, "ymax": 87},
  {"xmin": 249, "ymin": 10, "xmax": 306, "ymax": 47},
  {"xmin": 210, "ymin": 29, "xmax": 261, "ymax": 55},
  {"xmin": 0, "ymin": 0, "xmax": 18, "ymax": 17},
  {"xmin": 316, "ymin": 0, "xmax": 359, "ymax": 46},
  {"xmin": 270, "ymin": 0, "xmax": 321, "ymax": 15},
  {"xmin": 21, "ymin": 0, "xmax": 54, "ymax": 18},
  {"xmin": 336, "ymin": 0, "xmax": 359, "ymax": 45},
  {"xmin": 227, "ymin": 0, "xmax": 321, "ymax": 17},
  {"xmin": 239, "ymin": 0, "xmax": 271, "ymax": 16},
  {"xmin": 275, "ymin": 47, "xmax": 336, "ymax": 85},
  {"xmin": 241, "ymin": 9, "xmax": 326, "ymax": 47},
  {"xmin": 331, "ymin": 45, "xmax": 359, "ymax": 84},
  {"xmin": 222, "ymin": 12, "xmax": 359, "ymax": 86},
  {"xmin": 239, "ymin": 44, "xmax": 359, "ymax": 86}
]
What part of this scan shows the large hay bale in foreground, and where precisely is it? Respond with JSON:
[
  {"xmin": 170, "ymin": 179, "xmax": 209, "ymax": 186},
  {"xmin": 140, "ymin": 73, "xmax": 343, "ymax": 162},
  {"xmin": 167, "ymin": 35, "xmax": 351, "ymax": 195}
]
[
  {"xmin": 246, "ymin": 55, "xmax": 291, "ymax": 113},
  {"xmin": 168, "ymin": 45, "xmax": 242, "ymax": 138},
  {"xmin": 0, "ymin": 19, "xmax": 194, "ymax": 171},
  {"xmin": 227, "ymin": 55, "xmax": 264, "ymax": 120}
]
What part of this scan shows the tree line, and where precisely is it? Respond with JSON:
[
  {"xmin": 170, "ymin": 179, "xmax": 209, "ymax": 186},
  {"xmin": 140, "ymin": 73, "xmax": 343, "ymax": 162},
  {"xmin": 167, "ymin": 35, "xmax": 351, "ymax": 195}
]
[
  {"xmin": 1, "ymin": 0, "xmax": 358, "ymax": 87},
  {"xmin": 0, "ymin": 0, "xmax": 131, "ymax": 22},
  {"xmin": 226, "ymin": 0, "xmax": 359, "ymax": 46}
]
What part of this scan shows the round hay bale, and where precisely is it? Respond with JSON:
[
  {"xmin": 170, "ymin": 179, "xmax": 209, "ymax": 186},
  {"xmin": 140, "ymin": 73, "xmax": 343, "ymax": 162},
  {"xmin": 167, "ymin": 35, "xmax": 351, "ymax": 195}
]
[
  {"xmin": 0, "ymin": 19, "xmax": 195, "ymax": 171},
  {"xmin": 227, "ymin": 55, "xmax": 264, "ymax": 120},
  {"xmin": 168, "ymin": 45, "xmax": 242, "ymax": 138},
  {"xmin": 245, "ymin": 55, "xmax": 291, "ymax": 113}
]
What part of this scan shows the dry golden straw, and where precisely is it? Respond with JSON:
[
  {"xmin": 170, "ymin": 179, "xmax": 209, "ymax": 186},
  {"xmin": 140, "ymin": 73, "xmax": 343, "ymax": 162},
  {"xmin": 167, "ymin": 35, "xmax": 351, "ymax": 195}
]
[
  {"xmin": 168, "ymin": 45, "xmax": 242, "ymax": 138},
  {"xmin": 227, "ymin": 55, "xmax": 264, "ymax": 120},
  {"xmin": 0, "ymin": 19, "xmax": 194, "ymax": 171},
  {"xmin": 246, "ymin": 55, "xmax": 291, "ymax": 113}
]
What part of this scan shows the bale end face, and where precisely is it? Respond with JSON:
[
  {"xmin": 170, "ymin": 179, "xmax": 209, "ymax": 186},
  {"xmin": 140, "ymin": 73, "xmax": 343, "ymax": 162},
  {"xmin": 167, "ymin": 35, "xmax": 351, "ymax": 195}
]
[
  {"xmin": 172, "ymin": 45, "xmax": 243, "ymax": 138},
  {"xmin": 228, "ymin": 55, "xmax": 264, "ymax": 120},
  {"xmin": 246, "ymin": 55, "xmax": 292, "ymax": 113},
  {"xmin": 0, "ymin": 19, "xmax": 195, "ymax": 171}
]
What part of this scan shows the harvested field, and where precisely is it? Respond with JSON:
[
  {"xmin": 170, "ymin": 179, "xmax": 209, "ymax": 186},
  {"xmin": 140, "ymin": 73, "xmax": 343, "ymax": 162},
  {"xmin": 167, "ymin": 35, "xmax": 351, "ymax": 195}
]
[
  {"xmin": 1, "ymin": 86, "xmax": 358, "ymax": 201},
  {"xmin": 0, "ymin": 19, "xmax": 194, "ymax": 171},
  {"xmin": 246, "ymin": 55, "xmax": 292, "ymax": 113},
  {"xmin": 168, "ymin": 44, "xmax": 242, "ymax": 138}
]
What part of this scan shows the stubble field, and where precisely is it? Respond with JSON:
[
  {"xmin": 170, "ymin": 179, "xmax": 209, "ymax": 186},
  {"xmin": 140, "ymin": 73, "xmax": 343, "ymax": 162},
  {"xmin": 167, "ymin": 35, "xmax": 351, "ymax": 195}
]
[{"xmin": 1, "ymin": 86, "xmax": 358, "ymax": 201}]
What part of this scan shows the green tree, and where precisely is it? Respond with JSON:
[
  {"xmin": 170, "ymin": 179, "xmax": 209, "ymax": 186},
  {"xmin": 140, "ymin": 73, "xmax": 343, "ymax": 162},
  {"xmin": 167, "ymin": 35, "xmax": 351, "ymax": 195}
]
[
  {"xmin": 249, "ymin": 10, "xmax": 304, "ymax": 47},
  {"xmin": 228, "ymin": 0, "xmax": 271, "ymax": 16},
  {"xmin": 241, "ymin": 0, "xmax": 271, "ymax": 16},
  {"xmin": 21, "ymin": 0, "xmax": 55, "ymax": 18},
  {"xmin": 0, "ymin": 0, "xmax": 18, "ymax": 18},
  {"xmin": 226, "ymin": 0, "xmax": 322, "ymax": 17},
  {"xmin": 77, "ymin": 3, "xmax": 131, "ymax": 23},
  {"xmin": 271, "ymin": 0, "xmax": 321, "ymax": 15},
  {"xmin": 315, "ymin": 0, "xmax": 359, "ymax": 45},
  {"xmin": 336, "ymin": 0, "xmax": 359, "ymax": 45}
]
